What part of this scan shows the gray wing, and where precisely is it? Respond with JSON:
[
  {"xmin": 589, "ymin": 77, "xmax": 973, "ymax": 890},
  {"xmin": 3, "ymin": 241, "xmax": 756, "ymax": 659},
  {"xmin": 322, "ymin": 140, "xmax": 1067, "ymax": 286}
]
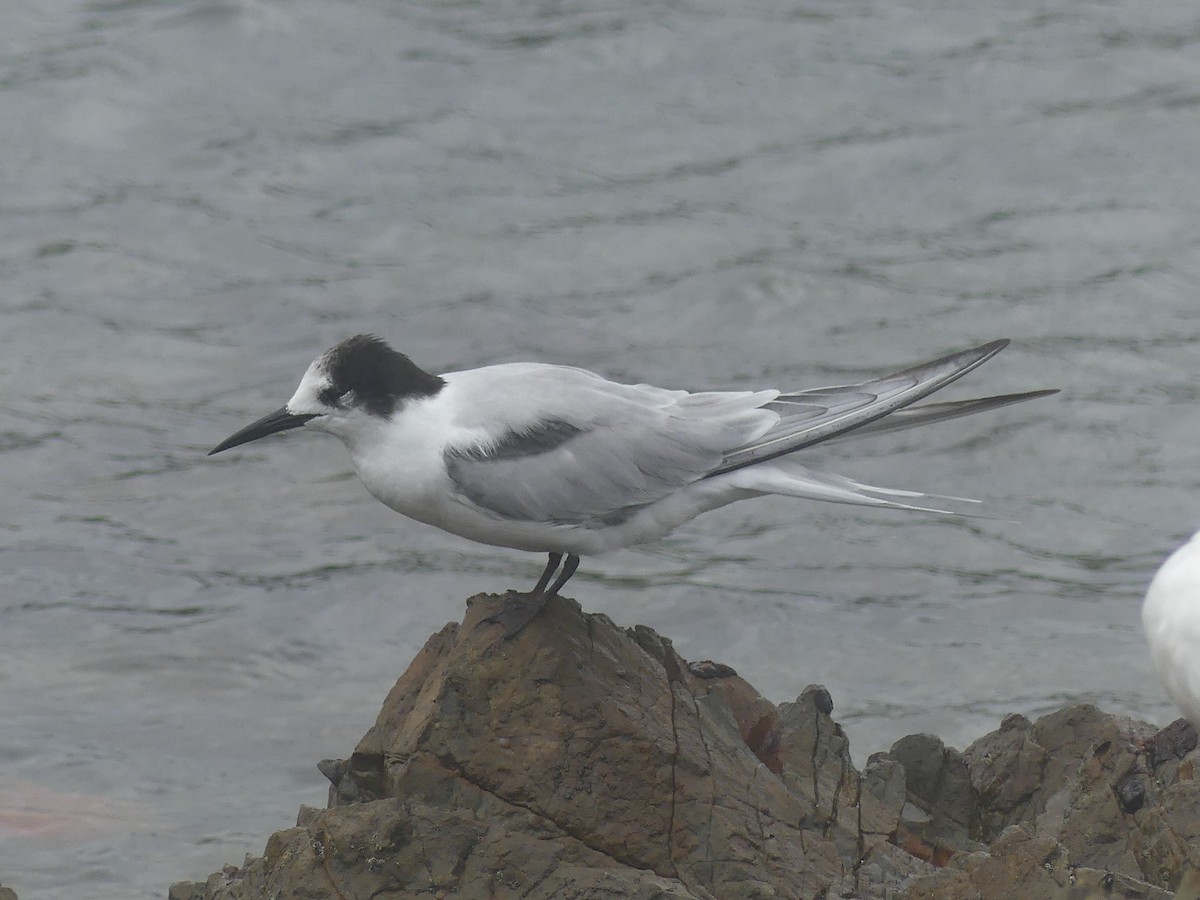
[
  {"xmin": 442, "ymin": 366, "xmax": 776, "ymax": 526},
  {"xmin": 710, "ymin": 340, "xmax": 1014, "ymax": 476},
  {"xmin": 442, "ymin": 341, "xmax": 1041, "ymax": 524}
]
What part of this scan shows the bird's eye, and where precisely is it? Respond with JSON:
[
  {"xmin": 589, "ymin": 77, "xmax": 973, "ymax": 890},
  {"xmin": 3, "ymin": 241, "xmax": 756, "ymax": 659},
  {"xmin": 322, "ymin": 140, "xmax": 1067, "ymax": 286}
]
[{"xmin": 318, "ymin": 386, "xmax": 354, "ymax": 408}]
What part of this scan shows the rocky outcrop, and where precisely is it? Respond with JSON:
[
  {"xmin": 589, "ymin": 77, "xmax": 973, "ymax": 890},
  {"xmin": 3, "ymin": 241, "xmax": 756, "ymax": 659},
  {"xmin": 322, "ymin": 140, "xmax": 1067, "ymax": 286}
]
[
  {"xmin": 899, "ymin": 707, "xmax": 1200, "ymax": 899},
  {"xmin": 170, "ymin": 593, "xmax": 1200, "ymax": 900}
]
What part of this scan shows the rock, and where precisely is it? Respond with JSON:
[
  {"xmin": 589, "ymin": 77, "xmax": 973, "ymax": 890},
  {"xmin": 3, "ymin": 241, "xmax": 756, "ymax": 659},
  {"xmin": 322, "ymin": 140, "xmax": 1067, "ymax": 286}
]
[
  {"xmin": 0, "ymin": 884, "xmax": 18, "ymax": 900},
  {"xmin": 901, "ymin": 825, "xmax": 1176, "ymax": 900},
  {"xmin": 1144, "ymin": 718, "xmax": 1199, "ymax": 769},
  {"xmin": 861, "ymin": 752, "xmax": 907, "ymax": 839},
  {"xmin": 166, "ymin": 883, "xmax": 204, "ymax": 900},
  {"xmin": 961, "ymin": 703, "xmax": 1200, "ymax": 888},
  {"xmin": 686, "ymin": 659, "xmax": 737, "ymax": 680},
  {"xmin": 171, "ymin": 594, "xmax": 896, "ymax": 899},
  {"xmin": 886, "ymin": 732, "xmax": 982, "ymax": 863},
  {"xmin": 897, "ymin": 702, "xmax": 1200, "ymax": 899},
  {"xmin": 171, "ymin": 593, "xmax": 1200, "ymax": 900}
]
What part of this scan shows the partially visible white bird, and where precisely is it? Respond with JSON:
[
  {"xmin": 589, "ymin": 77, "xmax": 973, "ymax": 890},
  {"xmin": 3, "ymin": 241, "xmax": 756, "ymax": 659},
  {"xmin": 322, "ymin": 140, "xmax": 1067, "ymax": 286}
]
[
  {"xmin": 209, "ymin": 335, "xmax": 1054, "ymax": 634},
  {"xmin": 1143, "ymin": 533, "xmax": 1200, "ymax": 726}
]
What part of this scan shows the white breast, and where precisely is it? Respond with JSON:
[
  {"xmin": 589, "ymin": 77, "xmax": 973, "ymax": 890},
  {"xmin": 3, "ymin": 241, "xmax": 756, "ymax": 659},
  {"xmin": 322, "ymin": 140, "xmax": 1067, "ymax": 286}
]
[
  {"xmin": 336, "ymin": 387, "xmax": 574, "ymax": 552},
  {"xmin": 345, "ymin": 394, "xmax": 463, "ymax": 521}
]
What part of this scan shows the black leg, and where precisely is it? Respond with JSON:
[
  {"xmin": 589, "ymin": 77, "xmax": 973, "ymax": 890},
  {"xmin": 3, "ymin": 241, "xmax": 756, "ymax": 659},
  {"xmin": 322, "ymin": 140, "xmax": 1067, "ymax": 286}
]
[
  {"xmin": 531, "ymin": 552, "xmax": 563, "ymax": 594},
  {"xmin": 545, "ymin": 554, "xmax": 579, "ymax": 597}
]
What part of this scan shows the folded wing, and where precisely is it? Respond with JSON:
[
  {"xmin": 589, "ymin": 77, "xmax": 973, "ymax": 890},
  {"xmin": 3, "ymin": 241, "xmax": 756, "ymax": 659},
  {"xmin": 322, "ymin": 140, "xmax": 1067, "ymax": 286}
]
[
  {"xmin": 443, "ymin": 340, "xmax": 1051, "ymax": 526},
  {"xmin": 442, "ymin": 366, "xmax": 777, "ymax": 525}
]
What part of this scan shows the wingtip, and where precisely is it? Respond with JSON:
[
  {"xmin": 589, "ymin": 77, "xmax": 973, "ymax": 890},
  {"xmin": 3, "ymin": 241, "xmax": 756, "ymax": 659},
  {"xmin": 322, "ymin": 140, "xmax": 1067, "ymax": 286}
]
[
  {"xmin": 894, "ymin": 337, "xmax": 1011, "ymax": 384},
  {"xmin": 1006, "ymin": 387, "xmax": 1059, "ymax": 402},
  {"xmin": 977, "ymin": 337, "xmax": 1011, "ymax": 357}
]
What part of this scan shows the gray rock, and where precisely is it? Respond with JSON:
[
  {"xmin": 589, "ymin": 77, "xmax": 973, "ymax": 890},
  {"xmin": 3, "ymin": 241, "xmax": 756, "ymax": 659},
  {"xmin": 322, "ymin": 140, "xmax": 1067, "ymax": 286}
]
[{"xmin": 888, "ymin": 732, "xmax": 981, "ymax": 856}]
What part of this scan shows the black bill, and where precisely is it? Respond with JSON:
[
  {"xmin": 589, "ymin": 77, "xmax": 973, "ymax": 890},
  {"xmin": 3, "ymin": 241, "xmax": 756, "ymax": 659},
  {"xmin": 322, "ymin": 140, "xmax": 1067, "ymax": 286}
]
[{"xmin": 208, "ymin": 407, "xmax": 317, "ymax": 456}]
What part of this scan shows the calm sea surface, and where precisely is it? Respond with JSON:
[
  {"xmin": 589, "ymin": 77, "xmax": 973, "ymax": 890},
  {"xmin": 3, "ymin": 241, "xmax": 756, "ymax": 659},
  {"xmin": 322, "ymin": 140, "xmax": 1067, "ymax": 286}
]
[{"xmin": 3, "ymin": 1, "xmax": 1200, "ymax": 896}]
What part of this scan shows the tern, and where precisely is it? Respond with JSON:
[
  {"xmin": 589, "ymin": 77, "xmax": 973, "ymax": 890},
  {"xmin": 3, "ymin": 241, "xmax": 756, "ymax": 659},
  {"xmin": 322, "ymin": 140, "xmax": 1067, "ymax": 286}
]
[
  {"xmin": 210, "ymin": 335, "xmax": 1054, "ymax": 635},
  {"xmin": 1143, "ymin": 533, "xmax": 1200, "ymax": 726}
]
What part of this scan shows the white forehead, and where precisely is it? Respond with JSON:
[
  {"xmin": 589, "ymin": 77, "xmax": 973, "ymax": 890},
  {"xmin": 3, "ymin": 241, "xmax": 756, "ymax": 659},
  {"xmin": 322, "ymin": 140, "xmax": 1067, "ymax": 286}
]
[{"xmin": 285, "ymin": 357, "xmax": 334, "ymax": 413}]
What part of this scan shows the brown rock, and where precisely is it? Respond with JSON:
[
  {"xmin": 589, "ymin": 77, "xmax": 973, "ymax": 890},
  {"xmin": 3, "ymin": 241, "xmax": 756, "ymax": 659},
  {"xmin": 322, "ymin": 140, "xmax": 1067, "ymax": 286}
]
[
  {"xmin": 961, "ymin": 703, "xmax": 1200, "ymax": 889},
  {"xmin": 173, "ymin": 594, "xmax": 912, "ymax": 899},
  {"xmin": 170, "ymin": 594, "xmax": 1200, "ymax": 900},
  {"xmin": 901, "ymin": 826, "xmax": 1177, "ymax": 900},
  {"xmin": 1144, "ymin": 718, "xmax": 1198, "ymax": 770},
  {"xmin": 963, "ymin": 711, "xmax": 1048, "ymax": 836},
  {"xmin": 898, "ymin": 866, "xmax": 979, "ymax": 900}
]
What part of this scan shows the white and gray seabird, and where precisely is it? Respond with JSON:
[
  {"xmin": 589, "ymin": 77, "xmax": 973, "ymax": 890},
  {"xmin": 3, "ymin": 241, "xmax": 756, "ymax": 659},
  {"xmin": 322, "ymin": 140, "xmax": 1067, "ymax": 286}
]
[
  {"xmin": 1143, "ymin": 533, "xmax": 1200, "ymax": 727},
  {"xmin": 210, "ymin": 335, "xmax": 1055, "ymax": 635}
]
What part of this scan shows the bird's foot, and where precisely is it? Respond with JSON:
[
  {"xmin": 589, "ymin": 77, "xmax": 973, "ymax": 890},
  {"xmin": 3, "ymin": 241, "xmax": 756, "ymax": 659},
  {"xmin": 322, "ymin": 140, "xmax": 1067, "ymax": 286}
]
[{"xmin": 478, "ymin": 591, "xmax": 551, "ymax": 639}]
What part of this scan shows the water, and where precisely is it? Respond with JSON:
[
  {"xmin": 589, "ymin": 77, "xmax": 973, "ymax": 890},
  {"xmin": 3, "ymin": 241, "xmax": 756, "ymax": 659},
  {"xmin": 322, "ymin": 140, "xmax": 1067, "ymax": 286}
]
[{"xmin": 2, "ymin": 0, "xmax": 1199, "ymax": 896}]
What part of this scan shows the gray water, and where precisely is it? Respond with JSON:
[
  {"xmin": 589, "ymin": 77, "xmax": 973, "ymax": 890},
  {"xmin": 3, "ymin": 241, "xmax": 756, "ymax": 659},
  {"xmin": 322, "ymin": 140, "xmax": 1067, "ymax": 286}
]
[{"xmin": 3, "ymin": 1, "xmax": 1199, "ymax": 897}]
